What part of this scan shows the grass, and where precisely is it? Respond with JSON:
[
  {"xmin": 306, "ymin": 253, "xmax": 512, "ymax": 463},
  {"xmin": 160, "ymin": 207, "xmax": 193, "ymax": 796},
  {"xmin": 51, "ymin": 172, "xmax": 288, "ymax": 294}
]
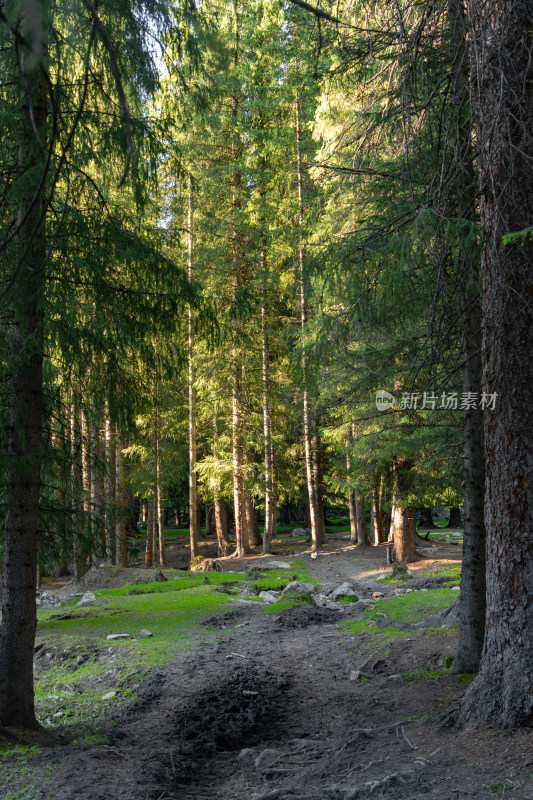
[
  {"xmin": 34, "ymin": 561, "xmax": 315, "ymax": 731},
  {"xmin": 367, "ymin": 588, "xmax": 459, "ymax": 623},
  {"xmin": 261, "ymin": 591, "xmax": 316, "ymax": 614},
  {"xmin": 0, "ymin": 745, "xmax": 54, "ymax": 799}
]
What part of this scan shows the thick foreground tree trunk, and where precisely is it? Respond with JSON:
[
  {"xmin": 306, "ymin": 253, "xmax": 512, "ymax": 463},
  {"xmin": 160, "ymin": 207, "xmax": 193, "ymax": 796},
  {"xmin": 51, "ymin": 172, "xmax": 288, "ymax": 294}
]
[
  {"xmin": 0, "ymin": 24, "xmax": 47, "ymax": 729},
  {"xmin": 457, "ymin": 0, "xmax": 533, "ymax": 728}
]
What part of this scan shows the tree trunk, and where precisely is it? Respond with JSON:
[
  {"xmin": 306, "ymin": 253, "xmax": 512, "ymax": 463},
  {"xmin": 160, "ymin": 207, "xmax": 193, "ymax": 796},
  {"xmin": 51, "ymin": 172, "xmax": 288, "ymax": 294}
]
[
  {"xmin": 312, "ymin": 422, "xmax": 326, "ymax": 545},
  {"xmin": 245, "ymin": 493, "xmax": 261, "ymax": 547},
  {"xmin": 0, "ymin": 25, "xmax": 47, "ymax": 729},
  {"xmin": 104, "ymin": 412, "xmax": 116, "ymax": 563},
  {"xmin": 205, "ymin": 505, "xmax": 213, "ymax": 536},
  {"xmin": 348, "ymin": 491, "xmax": 357, "ymax": 544},
  {"xmin": 188, "ymin": 178, "xmax": 200, "ymax": 561},
  {"xmin": 345, "ymin": 436, "xmax": 357, "ymax": 544},
  {"xmin": 145, "ymin": 499, "xmax": 154, "ymax": 568},
  {"xmin": 296, "ymin": 93, "xmax": 320, "ymax": 552},
  {"xmin": 356, "ymin": 491, "xmax": 370, "ymax": 547},
  {"xmin": 444, "ymin": 0, "xmax": 487, "ymax": 675},
  {"xmin": 70, "ymin": 400, "xmax": 83, "ymax": 580},
  {"xmin": 230, "ymin": 0, "xmax": 249, "ymax": 559},
  {"xmin": 457, "ymin": 0, "xmax": 533, "ymax": 727},
  {"xmin": 214, "ymin": 496, "xmax": 230, "ymax": 557},
  {"xmin": 418, "ymin": 507, "xmax": 434, "ymax": 529},
  {"xmin": 154, "ymin": 408, "xmax": 165, "ymax": 567},
  {"xmin": 370, "ymin": 481, "xmax": 384, "ymax": 545},
  {"xmin": 447, "ymin": 506, "xmax": 462, "ymax": 528},
  {"xmin": 115, "ymin": 435, "xmax": 128, "ymax": 568},
  {"xmin": 390, "ymin": 460, "xmax": 421, "ymax": 564},
  {"xmin": 262, "ymin": 294, "xmax": 275, "ymax": 555}
]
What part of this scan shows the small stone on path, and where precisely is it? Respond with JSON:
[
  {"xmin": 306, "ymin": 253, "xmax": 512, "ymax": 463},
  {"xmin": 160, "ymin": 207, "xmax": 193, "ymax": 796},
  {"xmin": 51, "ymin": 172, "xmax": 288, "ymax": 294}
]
[
  {"xmin": 264, "ymin": 561, "xmax": 291, "ymax": 569},
  {"xmin": 106, "ymin": 634, "xmax": 131, "ymax": 640},
  {"xmin": 101, "ymin": 691, "xmax": 117, "ymax": 701},
  {"xmin": 138, "ymin": 629, "xmax": 153, "ymax": 637}
]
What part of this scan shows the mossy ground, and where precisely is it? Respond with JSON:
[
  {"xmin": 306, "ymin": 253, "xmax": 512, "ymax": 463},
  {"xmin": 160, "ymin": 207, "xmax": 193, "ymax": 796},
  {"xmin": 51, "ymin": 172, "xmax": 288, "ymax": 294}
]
[{"xmin": 33, "ymin": 562, "xmax": 314, "ymax": 732}]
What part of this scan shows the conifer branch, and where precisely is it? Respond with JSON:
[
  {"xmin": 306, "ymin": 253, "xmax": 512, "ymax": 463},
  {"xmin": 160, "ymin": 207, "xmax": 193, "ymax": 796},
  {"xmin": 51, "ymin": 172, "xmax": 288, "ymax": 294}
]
[{"xmin": 80, "ymin": 0, "xmax": 132, "ymax": 188}]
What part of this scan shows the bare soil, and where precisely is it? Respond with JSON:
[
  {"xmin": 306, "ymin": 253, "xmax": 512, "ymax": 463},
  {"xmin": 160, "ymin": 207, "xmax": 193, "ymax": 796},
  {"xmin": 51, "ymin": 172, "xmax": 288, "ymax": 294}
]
[{"xmin": 6, "ymin": 537, "xmax": 533, "ymax": 800}]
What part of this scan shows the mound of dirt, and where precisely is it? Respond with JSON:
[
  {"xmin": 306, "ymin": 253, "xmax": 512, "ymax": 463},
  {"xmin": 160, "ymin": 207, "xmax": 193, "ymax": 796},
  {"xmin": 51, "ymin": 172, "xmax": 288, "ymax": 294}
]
[{"xmin": 272, "ymin": 604, "xmax": 344, "ymax": 629}]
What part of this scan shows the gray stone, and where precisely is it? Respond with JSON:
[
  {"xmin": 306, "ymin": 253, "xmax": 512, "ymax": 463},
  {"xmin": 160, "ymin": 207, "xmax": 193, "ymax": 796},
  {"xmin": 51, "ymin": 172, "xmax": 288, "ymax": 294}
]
[
  {"xmin": 331, "ymin": 582, "xmax": 359, "ymax": 602},
  {"xmin": 349, "ymin": 670, "xmax": 365, "ymax": 681},
  {"xmin": 451, "ymin": 585, "xmax": 460, "ymax": 591},
  {"xmin": 101, "ymin": 691, "xmax": 117, "ymax": 701},
  {"xmin": 237, "ymin": 748, "xmax": 256, "ymax": 766},
  {"xmin": 259, "ymin": 591, "xmax": 279, "ymax": 604},
  {"xmin": 76, "ymin": 591, "xmax": 97, "ymax": 607},
  {"xmin": 35, "ymin": 591, "xmax": 61, "ymax": 608},
  {"xmin": 254, "ymin": 748, "xmax": 281, "ymax": 770},
  {"xmin": 106, "ymin": 634, "xmax": 131, "ymax": 640},
  {"xmin": 264, "ymin": 560, "xmax": 291, "ymax": 570},
  {"xmin": 290, "ymin": 527, "xmax": 310, "ymax": 538},
  {"xmin": 280, "ymin": 581, "xmax": 316, "ymax": 597},
  {"xmin": 139, "ymin": 629, "xmax": 153, "ymax": 637}
]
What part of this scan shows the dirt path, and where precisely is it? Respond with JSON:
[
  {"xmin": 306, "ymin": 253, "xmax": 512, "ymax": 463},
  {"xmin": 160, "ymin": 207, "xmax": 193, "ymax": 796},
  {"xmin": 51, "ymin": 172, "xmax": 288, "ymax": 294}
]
[{"xmin": 8, "ymin": 542, "xmax": 533, "ymax": 800}]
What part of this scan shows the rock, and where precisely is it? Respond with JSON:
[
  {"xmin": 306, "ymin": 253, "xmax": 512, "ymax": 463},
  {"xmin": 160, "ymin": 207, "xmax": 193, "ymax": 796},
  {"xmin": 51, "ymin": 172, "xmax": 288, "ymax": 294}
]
[
  {"xmin": 259, "ymin": 591, "xmax": 279, "ymax": 604},
  {"xmin": 359, "ymin": 599, "xmax": 376, "ymax": 607},
  {"xmin": 237, "ymin": 748, "xmax": 256, "ymax": 766},
  {"xmin": 349, "ymin": 670, "xmax": 366, "ymax": 681},
  {"xmin": 106, "ymin": 634, "xmax": 131, "ymax": 640},
  {"xmin": 372, "ymin": 591, "xmax": 385, "ymax": 599},
  {"xmin": 190, "ymin": 558, "xmax": 222, "ymax": 572},
  {"xmin": 375, "ymin": 574, "xmax": 389, "ymax": 581},
  {"xmin": 154, "ymin": 571, "xmax": 168, "ymax": 582},
  {"xmin": 138, "ymin": 629, "xmax": 153, "ymax": 637},
  {"xmin": 53, "ymin": 711, "xmax": 64, "ymax": 718},
  {"xmin": 451, "ymin": 585, "xmax": 460, "ymax": 590},
  {"xmin": 254, "ymin": 749, "xmax": 281, "ymax": 770},
  {"xmin": 290, "ymin": 527, "xmax": 310, "ymax": 538},
  {"xmin": 76, "ymin": 591, "xmax": 97, "ymax": 607},
  {"xmin": 332, "ymin": 582, "xmax": 359, "ymax": 601},
  {"xmin": 280, "ymin": 581, "xmax": 316, "ymax": 597},
  {"xmin": 101, "ymin": 691, "xmax": 117, "ymax": 701},
  {"xmin": 264, "ymin": 560, "xmax": 291, "ymax": 570},
  {"xmin": 35, "ymin": 591, "xmax": 60, "ymax": 608}
]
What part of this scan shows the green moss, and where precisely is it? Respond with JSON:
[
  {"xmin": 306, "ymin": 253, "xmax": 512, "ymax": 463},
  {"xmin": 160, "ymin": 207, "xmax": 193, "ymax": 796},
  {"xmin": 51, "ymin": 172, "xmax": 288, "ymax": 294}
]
[
  {"xmin": 261, "ymin": 591, "xmax": 315, "ymax": 614},
  {"xmin": 368, "ymin": 588, "xmax": 458, "ymax": 623},
  {"xmin": 402, "ymin": 668, "xmax": 449, "ymax": 683}
]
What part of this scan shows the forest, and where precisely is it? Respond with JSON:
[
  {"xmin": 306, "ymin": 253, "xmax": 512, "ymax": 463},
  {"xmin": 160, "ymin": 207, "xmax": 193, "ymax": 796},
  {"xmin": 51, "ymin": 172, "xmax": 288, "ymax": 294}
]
[{"xmin": 0, "ymin": 0, "xmax": 532, "ymax": 797}]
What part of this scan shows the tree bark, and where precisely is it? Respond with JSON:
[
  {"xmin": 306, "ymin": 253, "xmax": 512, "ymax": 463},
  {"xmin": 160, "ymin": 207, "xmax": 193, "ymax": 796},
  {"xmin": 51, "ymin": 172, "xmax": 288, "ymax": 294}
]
[
  {"xmin": 444, "ymin": 0, "xmax": 487, "ymax": 674},
  {"xmin": 187, "ymin": 178, "xmax": 200, "ymax": 561},
  {"xmin": 230, "ymin": 0, "xmax": 249, "ymax": 558},
  {"xmin": 0, "ymin": 21, "xmax": 47, "ymax": 729},
  {"xmin": 457, "ymin": 0, "xmax": 533, "ymax": 727},
  {"xmin": 418, "ymin": 507, "xmax": 434, "ymax": 529},
  {"xmin": 296, "ymin": 93, "xmax": 320, "ymax": 552},
  {"xmin": 115, "ymin": 435, "xmax": 128, "ymax": 568},
  {"xmin": 245, "ymin": 492, "xmax": 261, "ymax": 547},
  {"xmin": 145, "ymin": 499, "xmax": 154, "ymax": 568},
  {"xmin": 104, "ymin": 411, "xmax": 116, "ymax": 563},
  {"xmin": 262, "ymin": 293, "xmax": 275, "ymax": 555},
  {"xmin": 370, "ymin": 480, "xmax": 384, "ymax": 545},
  {"xmin": 390, "ymin": 460, "xmax": 421, "ymax": 564},
  {"xmin": 447, "ymin": 506, "xmax": 462, "ymax": 528},
  {"xmin": 356, "ymin": 491, "xmax": 370, "ymax": 547}
]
